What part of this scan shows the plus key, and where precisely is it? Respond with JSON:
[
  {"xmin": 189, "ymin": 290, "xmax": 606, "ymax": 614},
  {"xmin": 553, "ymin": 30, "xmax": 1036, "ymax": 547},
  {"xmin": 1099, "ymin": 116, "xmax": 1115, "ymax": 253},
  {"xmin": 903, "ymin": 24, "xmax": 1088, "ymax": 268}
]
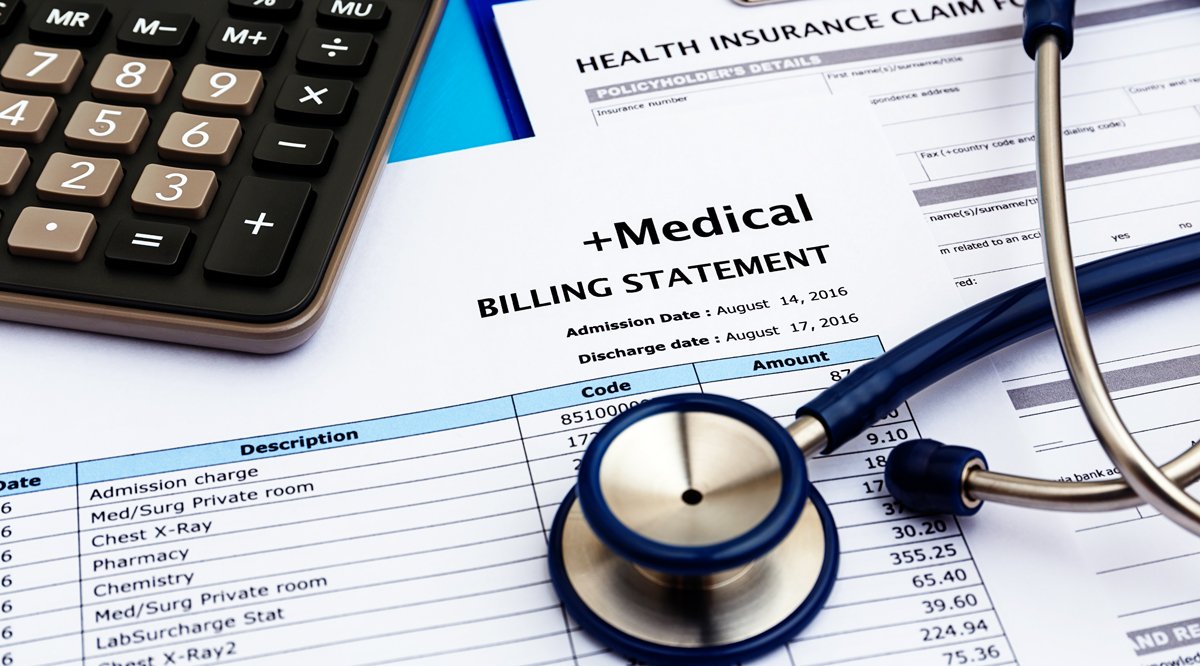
[{"xmin": 204, "ymin": 178, "xmax": 314, "ymax": 286}]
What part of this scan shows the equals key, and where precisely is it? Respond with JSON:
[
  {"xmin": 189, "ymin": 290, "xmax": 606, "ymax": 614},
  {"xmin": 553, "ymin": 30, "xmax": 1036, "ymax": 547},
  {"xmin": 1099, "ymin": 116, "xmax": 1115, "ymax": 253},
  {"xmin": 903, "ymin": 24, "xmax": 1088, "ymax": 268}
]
[{"xmin": 253, "ymin": 124, "xmax": 337, "ymax": 176}]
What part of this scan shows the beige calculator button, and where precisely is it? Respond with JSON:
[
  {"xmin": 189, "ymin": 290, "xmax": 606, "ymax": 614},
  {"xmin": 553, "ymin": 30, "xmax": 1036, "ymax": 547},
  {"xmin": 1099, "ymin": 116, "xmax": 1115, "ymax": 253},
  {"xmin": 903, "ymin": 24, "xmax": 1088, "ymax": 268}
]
[
  {"xmin": 64, "ymin": 102, "xmax": 150, "ymax": 155},
  {"xmin": 36, "ymin": 153, "xmax": 124, "ymax": 207},
  {"xmin": 157, "ymin": 112, "xmax": 242, "ymax": 166},
  {"xmin": 181, "ymin": 64, "xmax": 264, "ymax": 116},
  {"xmin": 0, "ymin": 44, "xmax": 84, "ymax": 94},
  {"xmin": 0, "ymin": 147, "xmax": 30, "ymax": 196},
  {"xmin": 0, "ymin": 91, "xmax": 57, "ymax": 143},
  {"xmin": 131, "ymin": 164, "xmax": 218, "ymax": 220},
  {"xmin": 8, "ymin": 208, "xmax": 96, "ymax": 262},
  {"xmin": 90, "ymin": 54, "xmax": 174, "ymax": 105}
]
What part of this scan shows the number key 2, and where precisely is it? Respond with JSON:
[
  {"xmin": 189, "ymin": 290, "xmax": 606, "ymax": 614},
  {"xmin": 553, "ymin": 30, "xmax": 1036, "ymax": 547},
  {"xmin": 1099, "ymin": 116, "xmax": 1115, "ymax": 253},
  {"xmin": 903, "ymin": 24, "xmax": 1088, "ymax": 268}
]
[{"xmin": 36, "ymin": 152, "xmax": 124, "ymax": 207}]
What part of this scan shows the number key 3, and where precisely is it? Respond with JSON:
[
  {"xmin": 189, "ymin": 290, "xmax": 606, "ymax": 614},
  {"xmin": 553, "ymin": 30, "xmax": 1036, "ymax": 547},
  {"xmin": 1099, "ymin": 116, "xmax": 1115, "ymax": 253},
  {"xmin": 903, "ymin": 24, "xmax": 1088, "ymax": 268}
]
[{"xmin": 131, "ymin": 164, "xmax": 218, "ymax": 219}]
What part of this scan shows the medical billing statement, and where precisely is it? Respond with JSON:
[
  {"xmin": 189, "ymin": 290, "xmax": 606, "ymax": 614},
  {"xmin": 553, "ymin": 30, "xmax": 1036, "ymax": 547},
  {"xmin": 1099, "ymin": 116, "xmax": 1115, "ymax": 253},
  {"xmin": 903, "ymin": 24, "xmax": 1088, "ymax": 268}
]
[
  {"xmin": 0, "ymin": 102, "xmax": 1126, "ymax": 666},
  {"xmin": 493, "ymin": 0, "xmax": 1200, "ymax": 661}
]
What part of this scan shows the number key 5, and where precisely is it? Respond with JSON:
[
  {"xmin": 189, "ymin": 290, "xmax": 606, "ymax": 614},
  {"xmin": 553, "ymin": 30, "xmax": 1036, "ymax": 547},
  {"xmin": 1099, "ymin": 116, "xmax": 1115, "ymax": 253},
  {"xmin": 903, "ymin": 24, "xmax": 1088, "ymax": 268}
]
[
  {"xmin": 131, "ymin": 165, "xmax": 218, "ymax": 220},
  {"xmin": 64, "ymin": 102, "xmax": 150, "ymax": 155},
  {"xmin": 91, "ymin": 54, "xmax": 173, "ymax": 105}
]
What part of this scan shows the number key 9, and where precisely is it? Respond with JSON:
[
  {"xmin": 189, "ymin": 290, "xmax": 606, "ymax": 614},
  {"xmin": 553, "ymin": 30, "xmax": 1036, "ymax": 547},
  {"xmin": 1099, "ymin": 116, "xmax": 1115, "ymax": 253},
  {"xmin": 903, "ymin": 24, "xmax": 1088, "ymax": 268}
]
[{"xmin": 181, "ymin": 64, "xmax": 264, "ymax": 116}]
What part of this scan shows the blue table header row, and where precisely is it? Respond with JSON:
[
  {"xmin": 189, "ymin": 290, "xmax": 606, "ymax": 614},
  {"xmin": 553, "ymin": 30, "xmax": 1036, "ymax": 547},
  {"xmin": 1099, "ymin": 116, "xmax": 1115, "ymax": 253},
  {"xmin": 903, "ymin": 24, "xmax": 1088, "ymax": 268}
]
[{"xmin": 1, "ymin": 338, "xmax": 882, "ymax": 495}]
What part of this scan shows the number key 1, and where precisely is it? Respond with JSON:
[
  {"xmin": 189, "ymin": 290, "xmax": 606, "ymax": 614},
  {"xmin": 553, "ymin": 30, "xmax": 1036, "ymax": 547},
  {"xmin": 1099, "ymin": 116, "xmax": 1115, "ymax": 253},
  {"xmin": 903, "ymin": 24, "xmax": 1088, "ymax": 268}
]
[
  {"xmin": 131, "ymin": 164, "xmax": 218, "ymax": 220},
  {"xmin": 64, "ymin": 101, "xmax": 150, "ymax": 154}
]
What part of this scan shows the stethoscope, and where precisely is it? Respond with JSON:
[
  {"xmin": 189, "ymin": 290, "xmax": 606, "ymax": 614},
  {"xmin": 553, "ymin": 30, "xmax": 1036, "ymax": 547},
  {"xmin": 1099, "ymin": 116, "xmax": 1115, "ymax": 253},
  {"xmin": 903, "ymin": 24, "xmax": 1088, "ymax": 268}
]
[{"xmin": 545, "ymin": 0, "xmax": 1200, "ymax": 663}]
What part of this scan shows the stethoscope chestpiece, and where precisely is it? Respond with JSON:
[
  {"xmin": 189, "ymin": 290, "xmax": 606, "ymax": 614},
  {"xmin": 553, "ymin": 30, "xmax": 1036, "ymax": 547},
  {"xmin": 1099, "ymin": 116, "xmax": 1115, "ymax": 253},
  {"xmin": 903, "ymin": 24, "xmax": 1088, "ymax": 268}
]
[{"xmin": 548, "ymin": 393, "xmax": 840, "ymax": 666}]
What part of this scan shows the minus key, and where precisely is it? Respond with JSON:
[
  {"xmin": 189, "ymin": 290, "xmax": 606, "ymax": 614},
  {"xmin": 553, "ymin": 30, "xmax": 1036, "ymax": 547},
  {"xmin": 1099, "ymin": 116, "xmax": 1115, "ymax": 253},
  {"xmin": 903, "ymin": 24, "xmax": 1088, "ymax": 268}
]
[{"xmin": 252, "ymin": 124, "xmax": 338, "ymax": 177}]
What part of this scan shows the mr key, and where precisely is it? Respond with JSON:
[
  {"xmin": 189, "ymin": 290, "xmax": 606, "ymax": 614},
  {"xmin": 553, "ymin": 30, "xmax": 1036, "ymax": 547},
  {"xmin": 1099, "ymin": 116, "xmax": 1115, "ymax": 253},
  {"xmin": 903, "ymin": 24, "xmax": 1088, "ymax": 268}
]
[{"xmin": 0, "ymin": 0, "xmax": 442, "ymax": 351}]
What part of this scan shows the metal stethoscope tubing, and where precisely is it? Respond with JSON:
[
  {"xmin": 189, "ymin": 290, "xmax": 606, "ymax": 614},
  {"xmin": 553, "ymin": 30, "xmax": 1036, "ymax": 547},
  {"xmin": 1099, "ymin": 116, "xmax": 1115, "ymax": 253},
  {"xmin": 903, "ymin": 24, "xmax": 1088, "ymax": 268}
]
[
  {"xmin": 794, "ymin": 0, "xmax": 1200, "ymax": 525},
  {"xmin": 1032, "ymin": 29, "xmax": 1200, "ymax": 530}
]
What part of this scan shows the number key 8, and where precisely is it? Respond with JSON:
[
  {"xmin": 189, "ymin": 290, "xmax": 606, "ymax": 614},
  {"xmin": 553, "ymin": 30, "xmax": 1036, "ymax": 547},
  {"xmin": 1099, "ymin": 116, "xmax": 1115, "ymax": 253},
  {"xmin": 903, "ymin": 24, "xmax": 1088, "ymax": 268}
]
[{"xmin": 90, "ymin": 53, "xmax": 173, "ymax": 105}]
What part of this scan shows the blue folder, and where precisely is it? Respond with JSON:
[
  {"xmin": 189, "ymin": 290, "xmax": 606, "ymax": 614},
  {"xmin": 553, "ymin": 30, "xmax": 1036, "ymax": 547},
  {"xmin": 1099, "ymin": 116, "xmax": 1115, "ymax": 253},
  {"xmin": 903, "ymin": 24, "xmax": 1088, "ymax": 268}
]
[{"xmin": 466, "ymin": 0, "xmax": 536, "ymax": 139}]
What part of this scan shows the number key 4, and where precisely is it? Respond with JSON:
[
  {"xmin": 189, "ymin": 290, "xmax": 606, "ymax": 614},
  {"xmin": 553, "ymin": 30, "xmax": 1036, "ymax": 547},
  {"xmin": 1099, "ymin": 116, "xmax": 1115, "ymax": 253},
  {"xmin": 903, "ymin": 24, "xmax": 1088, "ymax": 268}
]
[{"xmin": 0, "ymin": 91, "xmax": 57, "ymax": 144}]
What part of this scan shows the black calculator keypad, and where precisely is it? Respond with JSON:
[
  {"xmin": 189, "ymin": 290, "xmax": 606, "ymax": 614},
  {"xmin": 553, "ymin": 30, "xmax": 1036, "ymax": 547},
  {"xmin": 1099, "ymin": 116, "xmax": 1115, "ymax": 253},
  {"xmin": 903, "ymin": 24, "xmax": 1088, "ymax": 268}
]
[
  {"xmin": 28, "ymin": 1, "xmax": 109, "ymax": 45},
  {"xmin": 115, "ymin": 10, "xmax": 197, "ymax": 56},
  {"xmin": 0, "ymin": 0, "xmax": 435, "ymax": 327}
]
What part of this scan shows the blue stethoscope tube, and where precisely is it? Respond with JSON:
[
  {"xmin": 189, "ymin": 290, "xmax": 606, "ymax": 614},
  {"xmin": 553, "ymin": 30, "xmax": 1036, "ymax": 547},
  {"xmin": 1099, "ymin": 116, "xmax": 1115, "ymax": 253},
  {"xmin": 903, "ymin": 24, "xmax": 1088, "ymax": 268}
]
[{"xmin": 801, "ymin": 229, "xmax": 1200, "ymax": 454}]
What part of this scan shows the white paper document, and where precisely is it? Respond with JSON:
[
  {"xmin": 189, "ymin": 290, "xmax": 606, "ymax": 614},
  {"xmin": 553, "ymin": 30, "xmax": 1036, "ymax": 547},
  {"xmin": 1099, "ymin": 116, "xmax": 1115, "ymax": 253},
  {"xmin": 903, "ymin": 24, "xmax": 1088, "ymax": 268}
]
[
  {"xmin": 495, "ymin": 0, "xmax": 1200, "ymax": 660},
  {"xmin": 0, "ymin": 100, "xmax": 1127, "ymax": 666}
]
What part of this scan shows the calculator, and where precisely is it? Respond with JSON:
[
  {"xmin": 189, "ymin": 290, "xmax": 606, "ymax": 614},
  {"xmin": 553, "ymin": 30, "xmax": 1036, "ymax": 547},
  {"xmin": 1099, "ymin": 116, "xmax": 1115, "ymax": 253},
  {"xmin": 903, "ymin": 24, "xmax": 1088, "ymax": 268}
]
[{"xmin": 0, "ymin": 0, "xmax": 444, "ymax": 352}]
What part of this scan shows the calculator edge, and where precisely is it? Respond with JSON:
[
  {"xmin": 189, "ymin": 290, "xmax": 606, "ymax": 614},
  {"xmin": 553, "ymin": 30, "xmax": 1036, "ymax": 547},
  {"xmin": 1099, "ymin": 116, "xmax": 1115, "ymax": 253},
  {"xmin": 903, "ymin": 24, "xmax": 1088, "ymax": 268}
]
[{"xmin": 0, "ymin": 0, "xmax": 448, "ymax": 355}]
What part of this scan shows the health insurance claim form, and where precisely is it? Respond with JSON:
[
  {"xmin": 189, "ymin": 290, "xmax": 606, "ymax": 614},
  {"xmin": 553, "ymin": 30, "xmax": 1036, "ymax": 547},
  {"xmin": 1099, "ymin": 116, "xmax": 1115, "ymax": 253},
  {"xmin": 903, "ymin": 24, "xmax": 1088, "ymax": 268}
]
[
  {"xmin": 0, "ymin": 101, "xmax": 1125, "ymax": 666},
  {"xmin": 494, "ymin": 0, "xmax": 1200, "ymax": 661}
]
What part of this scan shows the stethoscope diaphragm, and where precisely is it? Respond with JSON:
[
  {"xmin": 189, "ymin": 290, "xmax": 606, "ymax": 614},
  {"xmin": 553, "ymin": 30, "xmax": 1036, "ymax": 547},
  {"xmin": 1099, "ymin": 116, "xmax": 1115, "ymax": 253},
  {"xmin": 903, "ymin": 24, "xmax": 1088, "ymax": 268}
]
[{"xmin": 547, "ymin": 394, "xmax": 840, "ymax": 665}]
